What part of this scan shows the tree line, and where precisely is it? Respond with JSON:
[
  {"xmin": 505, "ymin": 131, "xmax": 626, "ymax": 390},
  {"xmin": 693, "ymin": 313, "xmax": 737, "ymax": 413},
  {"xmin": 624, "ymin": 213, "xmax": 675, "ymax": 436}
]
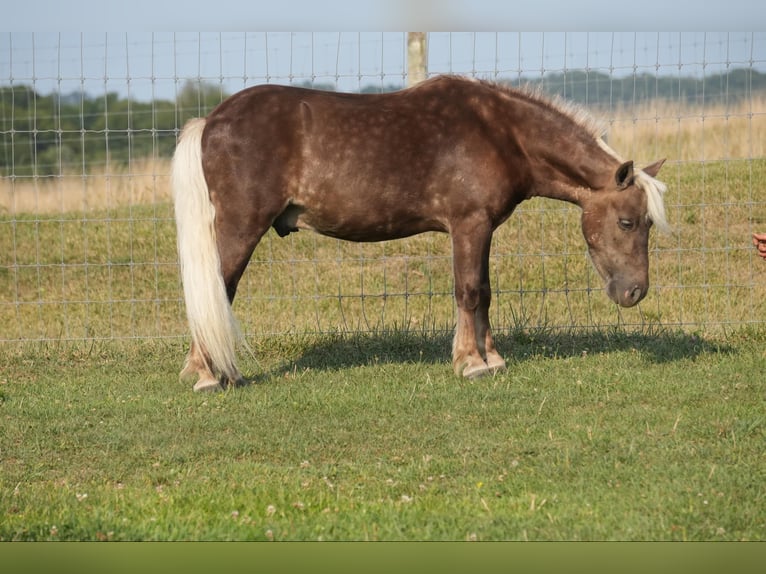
[{"xmin": 2, "ymin": 69, "xmax": 764, "ymax": 176}]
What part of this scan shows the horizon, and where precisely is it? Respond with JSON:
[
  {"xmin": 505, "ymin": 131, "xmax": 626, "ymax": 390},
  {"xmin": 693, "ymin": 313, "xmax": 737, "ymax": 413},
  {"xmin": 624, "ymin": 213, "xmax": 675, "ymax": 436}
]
[
  {"xmin": 4, "ymin": 61, "xmax": 765, "ymax": 105},
  {"xmin": 3, "ymin": 32, "xmax": 764, "ymax": 103}
]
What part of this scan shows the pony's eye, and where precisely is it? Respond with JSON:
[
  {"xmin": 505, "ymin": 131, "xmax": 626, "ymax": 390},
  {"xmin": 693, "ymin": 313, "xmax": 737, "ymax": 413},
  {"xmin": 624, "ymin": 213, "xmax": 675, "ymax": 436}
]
[{"xmin": 618, "ymin": 219, "xmax": 635, "ymax": 231}]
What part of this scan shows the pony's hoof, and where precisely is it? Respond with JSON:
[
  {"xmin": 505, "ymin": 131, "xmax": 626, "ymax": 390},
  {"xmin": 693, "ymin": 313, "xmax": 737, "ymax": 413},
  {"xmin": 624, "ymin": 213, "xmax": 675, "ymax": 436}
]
[
  {"xmin": 193, "ymin": 378, "xmax": 223, "ymax": 393},
  {"xmin": 463, "ymin": 363, "xmax": 491, "ymax": 379},
  {"xmin": 459, "ymin": 354, "xmax": 506, "ymax": 379},
  {"xmin": 485, "ymin": 353, "xmax": 507, "ymax": 373},
  {"xmin": 460, "ymin": 359, "xmax": 492, "ymax": 379}
]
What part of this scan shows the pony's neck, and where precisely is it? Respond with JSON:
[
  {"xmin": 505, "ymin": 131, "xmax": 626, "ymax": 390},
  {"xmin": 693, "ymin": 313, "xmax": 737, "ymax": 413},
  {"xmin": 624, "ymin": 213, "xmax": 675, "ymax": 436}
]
[
  {"xmin": 527, "ymin": 142, "xmax": 619, "ymax": 207},
  {"xmin": 493, "ymin": 88, "xmax": 620, "ymax": 207}
]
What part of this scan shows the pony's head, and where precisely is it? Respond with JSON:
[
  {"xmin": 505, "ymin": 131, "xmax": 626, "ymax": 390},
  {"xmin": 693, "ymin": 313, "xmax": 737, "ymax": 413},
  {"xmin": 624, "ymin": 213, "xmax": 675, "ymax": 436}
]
[{"xmin": 581, "ymin": 159, "xmax": 668, "ymax": 307}]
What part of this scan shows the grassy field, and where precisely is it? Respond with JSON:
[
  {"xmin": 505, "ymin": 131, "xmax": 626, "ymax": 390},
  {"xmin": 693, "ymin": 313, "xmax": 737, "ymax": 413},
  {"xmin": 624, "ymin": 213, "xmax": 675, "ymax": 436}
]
[
  {"xmin": 1, "ymin": 96, "xmax": 765, "ymax": 540},
  {"xmin": 1, "ymin": 328, "xmax": 764, "ymax": 541}
]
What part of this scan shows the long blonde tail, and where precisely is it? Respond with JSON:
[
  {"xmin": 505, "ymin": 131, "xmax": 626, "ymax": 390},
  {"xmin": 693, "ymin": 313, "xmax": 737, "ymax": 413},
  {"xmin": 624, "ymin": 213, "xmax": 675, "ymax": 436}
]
[{"xmin": 172, "ymin": 118, "xmax": 242, "ymax": 382}]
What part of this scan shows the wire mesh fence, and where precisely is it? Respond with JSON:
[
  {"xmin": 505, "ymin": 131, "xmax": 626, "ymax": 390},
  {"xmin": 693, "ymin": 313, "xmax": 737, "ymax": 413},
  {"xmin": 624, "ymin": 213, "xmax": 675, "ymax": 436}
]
[{"xmin": 1, "ymin": 32, "xmax": 765, "ymax": 344}]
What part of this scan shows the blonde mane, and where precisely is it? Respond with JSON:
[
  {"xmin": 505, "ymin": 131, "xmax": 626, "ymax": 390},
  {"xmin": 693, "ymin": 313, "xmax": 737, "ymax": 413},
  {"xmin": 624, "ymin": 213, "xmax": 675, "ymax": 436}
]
[
  {"xmin": 487, "ymin": 78, "xmax": 609, "ymax": 141},
  {"xmin": 635, "ymin": 171, "xmax": 670, "ymax": 234}
]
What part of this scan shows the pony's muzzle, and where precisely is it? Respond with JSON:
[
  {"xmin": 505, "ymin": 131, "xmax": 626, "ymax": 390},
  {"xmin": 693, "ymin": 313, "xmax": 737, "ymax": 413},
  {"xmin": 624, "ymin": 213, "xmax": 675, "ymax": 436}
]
[{"xmin": 607, "ymin": 280, "xmax": 647, "ymax": 307}]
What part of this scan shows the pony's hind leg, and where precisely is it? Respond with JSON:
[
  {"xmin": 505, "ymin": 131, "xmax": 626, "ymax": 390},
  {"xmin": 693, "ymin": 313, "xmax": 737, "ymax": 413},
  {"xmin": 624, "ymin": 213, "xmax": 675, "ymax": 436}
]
[
  {"xmin": 181, "ymin": 340, "xmax": 249, "ymax": 392},
  {"xmin": 180, "ymin": 341, "xmax": 222, "ymax": 392},
  {"xmin": 211, "ymin": 201, "xmax": 278, "ymax": 388}
]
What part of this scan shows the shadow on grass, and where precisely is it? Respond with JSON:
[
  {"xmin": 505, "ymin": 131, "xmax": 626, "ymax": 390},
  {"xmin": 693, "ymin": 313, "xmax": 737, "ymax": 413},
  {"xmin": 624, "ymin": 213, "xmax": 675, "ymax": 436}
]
[{"xmin": 274, "ymin": 326, "xmax": 734, "ymax": 373}]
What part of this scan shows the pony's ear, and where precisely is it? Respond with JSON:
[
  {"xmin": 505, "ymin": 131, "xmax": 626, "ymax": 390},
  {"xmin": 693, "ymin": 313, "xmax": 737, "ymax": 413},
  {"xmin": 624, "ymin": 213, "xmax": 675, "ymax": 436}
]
[
  {"xmin": 641, "ymin": 158, "xmax": 666, "ymax": 178},
  {"xmin": 615, "ymin": 160, "xmax": 634, "ymax": 190}
]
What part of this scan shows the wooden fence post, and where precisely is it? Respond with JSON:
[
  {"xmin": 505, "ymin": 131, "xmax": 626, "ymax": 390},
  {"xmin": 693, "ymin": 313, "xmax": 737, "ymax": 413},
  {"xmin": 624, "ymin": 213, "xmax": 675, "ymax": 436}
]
[{"xmin": 407, "ymin": 32, "xmax": 428, "ymax": 87}]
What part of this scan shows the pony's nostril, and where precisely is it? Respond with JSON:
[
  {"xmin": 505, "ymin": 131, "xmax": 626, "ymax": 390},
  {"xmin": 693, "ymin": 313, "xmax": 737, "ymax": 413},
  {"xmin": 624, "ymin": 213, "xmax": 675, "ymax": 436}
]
[{"xmin": 628, "ymin": 285, "xmax": 644, "ymax": 304}]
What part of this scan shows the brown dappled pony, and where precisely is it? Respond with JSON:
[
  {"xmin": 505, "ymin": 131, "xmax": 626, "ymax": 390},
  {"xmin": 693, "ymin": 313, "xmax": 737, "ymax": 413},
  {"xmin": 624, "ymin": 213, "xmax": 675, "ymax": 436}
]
[{"xmin": 172, "ymin": 75, "xmax": 668, "ymax": 392}]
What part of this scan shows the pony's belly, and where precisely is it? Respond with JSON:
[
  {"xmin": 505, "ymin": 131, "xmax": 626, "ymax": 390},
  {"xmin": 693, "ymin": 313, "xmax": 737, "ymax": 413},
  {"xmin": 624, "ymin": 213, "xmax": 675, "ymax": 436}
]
[{"xmin": 294, "ymin": 209, "xmax": 442, "ymax": 242}]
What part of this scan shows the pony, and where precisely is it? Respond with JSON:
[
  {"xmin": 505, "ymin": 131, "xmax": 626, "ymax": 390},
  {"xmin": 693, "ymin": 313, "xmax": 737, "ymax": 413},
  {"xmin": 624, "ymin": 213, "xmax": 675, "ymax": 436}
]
[{"xmin": 172, "ymin": 75, "xmax": 668, "ymax": 392}]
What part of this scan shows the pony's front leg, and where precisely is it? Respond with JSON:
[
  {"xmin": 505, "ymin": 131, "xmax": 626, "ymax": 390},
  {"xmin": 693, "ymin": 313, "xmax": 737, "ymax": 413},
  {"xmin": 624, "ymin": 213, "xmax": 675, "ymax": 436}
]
[
  {"xmin": 475, "ymin": 298, "xmax": 507, "ymax": 373},
  {"xmin": 472, "ymin": 233, "xmax": 507, "ymax": 373},
  {"xmin": 451, "ymin": 221, "xmax": 493, "ymax": 378},
  {"xmin": 453, "ymin": 308, "xmax": 488, "ymax": 378}
]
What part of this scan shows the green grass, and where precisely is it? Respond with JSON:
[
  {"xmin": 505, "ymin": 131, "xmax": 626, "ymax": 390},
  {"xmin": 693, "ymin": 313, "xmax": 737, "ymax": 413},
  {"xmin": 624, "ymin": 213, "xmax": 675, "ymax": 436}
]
[
  {"xmin": 1, "ymin": 328, "xmax": 764, "ymax": 541},
  {"xmin": 1, "ymin": 158, "xmax": 765, "ymax": 540}
]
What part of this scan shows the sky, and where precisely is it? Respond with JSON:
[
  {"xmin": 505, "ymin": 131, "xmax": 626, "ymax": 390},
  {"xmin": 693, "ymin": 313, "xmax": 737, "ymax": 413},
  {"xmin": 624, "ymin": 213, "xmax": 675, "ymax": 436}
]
[
  {"xmin": 10, "ymin": 1, "xmax": 766, "ymax": 33},
  {"xmin": 5, "ymin": 2, "xmax": 766, "ymax": 102}
]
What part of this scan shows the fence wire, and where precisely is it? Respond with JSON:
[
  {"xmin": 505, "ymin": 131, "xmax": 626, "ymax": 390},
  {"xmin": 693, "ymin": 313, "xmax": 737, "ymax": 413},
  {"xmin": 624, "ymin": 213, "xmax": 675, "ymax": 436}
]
[{"xmin": 1, "ymin": 32, "xmax": 765, "ymax": 343}]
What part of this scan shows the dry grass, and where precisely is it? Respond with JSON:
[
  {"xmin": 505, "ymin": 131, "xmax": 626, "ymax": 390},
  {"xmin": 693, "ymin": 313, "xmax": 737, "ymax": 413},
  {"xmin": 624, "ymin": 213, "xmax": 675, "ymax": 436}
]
[
  {"xmin": 1, "ymin": 98, "xmax": 763, "ymax": 215},
  {"xmin": 605, "ymin": 95, "xmax": 766, "ymax": 163},
  {"xmin": 0, "ymin": 158, "xmax": 171, "ymax": 215}
]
